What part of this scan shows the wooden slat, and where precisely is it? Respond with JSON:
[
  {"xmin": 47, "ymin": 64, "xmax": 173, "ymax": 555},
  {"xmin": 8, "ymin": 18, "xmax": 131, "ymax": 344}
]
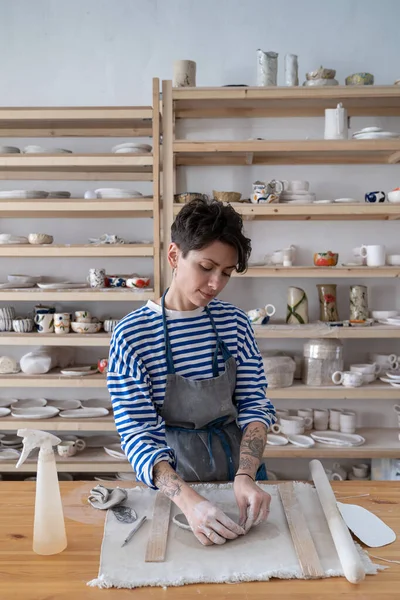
[
  {"xmin": 0, "ymin": 243, "xmax": 154, "ymax": 257},
  {"xmin": 234, "ymin": 266, "xmax": 400, "ymax": 278},
  {"xmin": 278, "ymin": 482, "xmax": 325, "ymax": 579},
  {"xmin": 152, "ymin": 77, "xmax": 162, "ymax": 298},
  {"xmin": 145, "ymin": 493, "xmax": 172, "ymax": 562},
  {"xmin": 267, "ymin": 382, "xmax": 400, "ymax": 399},
  {"xmin": 0, "ymin": 198, "xmax": 154, "ymax": 218},
  {"xmin": 254, "ymin": 323, "xmax": 400, "ymax": 339},
  {"xmin": 0, "ymin": 289, "xmax": 154, "ymax": 301},
  {"xmin": 0, "ymin": 332, "xmax": 111, "ymax": 346}
]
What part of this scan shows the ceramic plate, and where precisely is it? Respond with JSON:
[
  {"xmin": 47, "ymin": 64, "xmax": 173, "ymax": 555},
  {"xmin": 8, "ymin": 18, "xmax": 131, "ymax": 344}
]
[
  {"xmin": 0, "ymin": 448, "xmax": 21, "ymax": 460},
  {"xmin": 116, "ymin": 472, "xmax": 137, "ymax": 481},
  {"xmin": 103, "ymin": 444, "xmax": 127, "ymax": 460},
  {"xmin": 81, "ymin": 398, "xmax": 112, "ymax": 409},
  {"xmin": 7, "ymin": 274, "xmax": 42, "ymax": 284},
  {"xmin": 310, "ymin": 431, "xmax": 365, "ymax": 446},
  {"xmin": 11, "ymin": 398, "xmax": 47, "ymax": 409},
  {"xmin": 0, "ymin": 407, "xmax": 11, "ymax": 417},
  {"xmin": 112, "ymin": 143, "xmax": 152, "ymax": 153},
  {"xmin": 37, "ymin": 282, "xmax": 89, "ymax": 289},
  {"xmin": 266, "ymin": 434, "xmax": 288, "ymax": 446},
  {"xmin": 342, "ymin": 262, "xmax": 364, "ymax": 267},
  {"xmin": 353, "ymin": 131, "xmax": 399, "ymax": 139},
  {"xmin": 59, "ymin": 407, "xmax": 109, "ymax": 418},
  {"xmin": 0, "ymin": 190, "xmax": 48, "ymax": 199},
  {"xmin": 313, "ymin": 199, "xmax": 333, "ymax": 204},
  {"xmin": 0, "ymin": 398, "xmax": 16, "ymax": 408},
  {"xmin": 384, "ymin": 371, "xmax": 400, "ymax": 380},
  {"xmin": 0, "ymin": 146, "xmax": 20, "ymax": 154},
  {"xmin": 286, "ymin": 434, "xmax": 315, "ymax": 448},
  {"xmin": 354, "ymin": 127, "xmax": 382, "ymax": 134},
  {"xmin": 46, "ymin": 399, "xmax": 82, "ymax": 410},
  {"xmin": 84, "ymin": 435, "xmax": 120, "ymax": 448},
  {"xmin": 334, "ymin": 198, "xmax": 360, "ymax": 203},
  {"xmin": 60, "ymin": 366, "xmax": 99, "ymax": 377},
  {"xmin": 0, "ymin": 282, "xmax": 36, "ymax": 289},
  {"xmin": 377, "ymin": 319, "xmax": 400, "ymax": 327},
  {"xmin": 23, "ymin": 145, "xmax": 72, "ymax": 153},
  {"xmin": 11, "ymin": 406, "xmax": 59, "ymax": 419}
]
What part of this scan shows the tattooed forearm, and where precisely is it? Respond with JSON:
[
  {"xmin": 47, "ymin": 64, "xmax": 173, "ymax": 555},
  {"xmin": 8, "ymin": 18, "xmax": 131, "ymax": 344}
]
[
  {"xmin": 153, "ymin": 461, "xmax": 184, "ymax": 499},
  {"xmin": 236, "ymin": 422, "xmax": 267, "ymax": 477}
]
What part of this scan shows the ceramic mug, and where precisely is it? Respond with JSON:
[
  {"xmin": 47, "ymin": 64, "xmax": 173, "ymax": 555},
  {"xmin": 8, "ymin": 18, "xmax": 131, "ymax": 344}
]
[
  {"xmin": 98, "ymin": 358, "xmax": 109, "ymax": 374},
  {"xmin": 329, "ymin": 408, "xmax": 343, "ymax": 431},
  {"xmin": 360, "ymin": 244, "xmax": 386, "ymax": 267},
  {"xmin": 271, "ymin": 415, "xmax": 312, "ymax": 435},
  {"xmin": 339, "ymin": 410, "xmax": 357, "ymax": 434},
  {"xmin": 313, "ymin": 408, "xmax": 329, "ymax": 431},
  {"xmin": 365, "ymin": 191, "xmax": 385, "ymax": 203},
  {"xmin": 352, "ymin": 463, "xmax": 369, "ymax": 478},
  {"xmin": 54, "ymin": 313, "xmax": 71, "ymax": 334},
  {"xmin": 350, "ymin": 363, "xmax": 381, "ymax": 375},
  {"xmin": 332, "ymin": 462, "xmax": 347, "ymax": 481},
  {"xmin": 247, "ymin": 304, "xmax": 276, "ymax": 325},
  {"xmin": 106, "ymin": 275, "xmax": 127, "ymax": 288},
  {"xmin": 57, "ymin": 439, "xmax": 86, "ymax": 458},
  {"xmin": 369, "ymin": 353, "xmax": 399, "ymax": 370},
  {"xmin": 393, "ymin": 404, "xmax": 400, "ymax": 415},
  {"xmin": 74, "ymin": 310, "xmax": 91, "ymax": 323},
  {"xmin": 332, "ymin": 371, "xmax": 363, "ymax": 387},
  {"xmin": 87, "ymin": 268, "xmax": 106, "ymax": 288},
  {"xmin": 297, "ymin": 408, "xmax": 313, "ymax": 430},
  {"xmin": 282, "ymin": 180, "xmax": 309, "ymax": 192},
  {"xmin": 34, "ymin": 312, "xmax": 54, "ymax": 334}
]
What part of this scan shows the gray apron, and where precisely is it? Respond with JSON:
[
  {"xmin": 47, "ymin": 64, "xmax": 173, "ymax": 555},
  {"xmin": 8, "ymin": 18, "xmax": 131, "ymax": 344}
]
[{"xmin": 159, "ymin": 289, "xmax": 267, "ymax": 482}]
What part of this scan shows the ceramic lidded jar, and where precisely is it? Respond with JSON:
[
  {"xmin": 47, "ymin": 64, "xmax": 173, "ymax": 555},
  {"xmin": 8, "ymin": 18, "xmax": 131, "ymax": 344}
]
[
  {"xmin": 317, "ymin": 283, "xmax": 339, "ymax": 322},
  {"xmin": 302, "ymin": 339, "xmax": 344, "ymax": 386}
]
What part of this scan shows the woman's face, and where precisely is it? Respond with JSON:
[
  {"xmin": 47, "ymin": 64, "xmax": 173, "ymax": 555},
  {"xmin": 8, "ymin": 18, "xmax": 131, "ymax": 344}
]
[{"xmin": 170, "ymin": 240, "xmax": 238, "ymax": 308}]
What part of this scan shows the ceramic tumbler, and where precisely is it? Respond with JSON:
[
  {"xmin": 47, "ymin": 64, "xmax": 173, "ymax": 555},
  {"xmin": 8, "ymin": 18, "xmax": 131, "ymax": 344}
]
[
  {"xmin": 339, "ymin": 410, "xmax": 357, "ymax": 434},
  {"xmin": 324, "ymin": 103, "xmax": 348, "ymax": 139},
  {"xmin": 257, "ymin": 50, "xmax": 278, "ymax": 86},
  {"xmin": 349, "ymin": 285, "xmax": 368, "ymax": 321},
  {"xmin": 313, "ymin": 408, "xmax": 329, "ymax": 430},
  {"xmin": 297, "ymin": 408, "xmax": 313, "ymax": 430},
  {"xmin": 173, "ymin": 60, "xmax": 196, "ymax": 87},
  {"xmin": 87, "ymin": 268, "xmax": 106, "ymax": 288},
  {"xmin": 317, "ymin": 283, "xmax": 339, "ymax": 322},
  {"xmin": 54, "ymin": 313, "xmax": 71, "ymax": 334},
  {"xmin": 352, "ymin": 463, "xmax": 369, "ymax": 478},
  {"xmin": 286, "ymin": 286, "xmax": 309, "ymax": 324},
  {"xmin": 34, "ymin": 312, "xmax": 54, "ymax": 334},
  {"xmin": 284, "ymin": 54, "xmax": 299, "ymax": 86},
  {"xmin": 329, "ymin": 408, "xmax": 343, "ymax": 431}
]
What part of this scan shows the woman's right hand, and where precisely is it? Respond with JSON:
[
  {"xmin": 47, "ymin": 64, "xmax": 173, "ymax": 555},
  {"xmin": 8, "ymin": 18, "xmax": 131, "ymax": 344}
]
[{"xmin": 184, "ymin": 494, "xmax": 245, "ymax": 546}]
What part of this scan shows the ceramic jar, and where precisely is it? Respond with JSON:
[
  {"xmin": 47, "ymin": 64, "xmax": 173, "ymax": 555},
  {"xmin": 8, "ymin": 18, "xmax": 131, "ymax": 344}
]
[
  {"xmin": 87, "ymin": 268, "xmax": 106, "ymax": 288},
  {"xmin": 317, "ymin": 283, "xmax": 339, "ymax": 322},
  {"xmin": 284, "ymin": 54, "xmax": 299, "ymax": 86},
  {"xmin": 173, "ymin": 60, "xmax": 196, "ymax": 87},
  {"xmin": 34, "ymin": 312, "xmax": 54, "ymax": 334},
  {"xmin": 302, "ymin": 339, "xmax": 344, "ymax": 386},
  {"xmin": 54, "ymin": 313, "xmax": 71, "ymax": 334},
  {"xmin": 286, "ymin": 287, "xmax": 308, "ymax": 324},
  {"xmin": 349, "ymin": 285, "xmax": 368, "ymax": 321},
  {"xmin": 257, "ymin": 50, "xmax": 278, "ymax": 86}
]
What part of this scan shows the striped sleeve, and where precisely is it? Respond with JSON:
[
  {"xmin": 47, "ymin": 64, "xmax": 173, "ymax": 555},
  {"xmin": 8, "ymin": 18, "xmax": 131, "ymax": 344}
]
[
  {"xmin": 234, "ymin": 315, "xmax": 276, "ymax": 430},
  {"xmin": 107, "ymin": 327, "xmax": 176, "ymax": 489}
]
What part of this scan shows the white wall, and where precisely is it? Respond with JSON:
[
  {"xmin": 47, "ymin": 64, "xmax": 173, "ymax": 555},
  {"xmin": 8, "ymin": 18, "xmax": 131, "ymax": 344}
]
[{"xmin": 1, "ymin": 0, "xmax": 400, "ymax": 479}]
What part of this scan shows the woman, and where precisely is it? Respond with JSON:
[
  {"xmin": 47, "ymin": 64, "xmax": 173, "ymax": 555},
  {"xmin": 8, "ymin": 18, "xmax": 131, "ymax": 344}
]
[{"xmin": 108, "ymin": 198, "xmax": 276, "ymax": 546}]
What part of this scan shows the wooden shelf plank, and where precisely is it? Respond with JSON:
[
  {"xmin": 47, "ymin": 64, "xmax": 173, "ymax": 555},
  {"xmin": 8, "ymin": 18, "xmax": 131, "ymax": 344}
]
[
  {"xmin": 0, "ymin": 198, "xmax": 154, "ymax": 218},
  {"xmin": 0, "ymin": 416, "xmax": 116, "ymax": 432},
  {"xmin": 0, "ymin": 243, "xmax": 154, "ymax": 257},
  {"xmin": 234, "ymin": 266, "xmax": 400, "ymax": 278},
  {"xmin": 0, "ymin": 154, "xmax": 153, "ymax": 180},
  {"xmin": 0, "ymin": 332, "xmax": 111, "ymax": 346},
  {"xmin": 267, "ymin": 382, "xmax": 400, "ymax": 400},
  {"xmin": 0, "ymin": 372, "xmax": 106, "ymax": 388},
  {"xmin": 174, "ymin": 140, "xmax": 400, "ymax": 165},
  {"xmin": 0, "ymin": 106, "xmax": 153, "ymax": 137},
  {"xmin": 172, "ymin": 86, "xmax": 400, "ymax": 118},
  {"xmin": 0, "ymin": 289, "xmax": 154, "ymax": 301},
  {"xmin": 174, "ymin": 202, "xmax": 400, "ymax": 221},
  {"xmin": 0, "ymin": 449, "xmax": 126, "ymax": 472},
  {"xmin": 254, "ymin": 323, "xmax": 400, "ymax": 339}
]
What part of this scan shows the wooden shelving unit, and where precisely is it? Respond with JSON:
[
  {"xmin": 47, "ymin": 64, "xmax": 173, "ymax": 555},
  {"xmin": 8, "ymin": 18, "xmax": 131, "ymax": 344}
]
[
  {"xmin": 0, "ymin": 198, "xmax": 154, "ymax": 218},
  {"xmin": 162, "ymin": 81, "xmax": 400, "ymax": 464},
  {"xmin": 0, "ymin": 332, "xmax": 111, "ymax": 346},
  {"xmin": 0, "ymin": 372, "xmax": 106, "ymax": 388},
  {"xmin": 0, "ymin": 289, "xmax": 154, "ymax": 302},
  {"xmin": 0, "ymin": 243, "xmax": 154, "ymax": 258}
]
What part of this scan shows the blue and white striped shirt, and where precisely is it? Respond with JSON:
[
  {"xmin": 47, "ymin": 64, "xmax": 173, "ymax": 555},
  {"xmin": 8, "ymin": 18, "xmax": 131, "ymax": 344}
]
[{"xmin": 107, "ymin": 299, "xmax": 276, "ymax": 488}]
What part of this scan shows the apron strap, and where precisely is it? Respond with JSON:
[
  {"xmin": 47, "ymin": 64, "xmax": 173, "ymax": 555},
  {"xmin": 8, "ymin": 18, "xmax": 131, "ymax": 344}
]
[{"xmin": 161, "ymin": 289, "xmax": 175, "ymax": 375}]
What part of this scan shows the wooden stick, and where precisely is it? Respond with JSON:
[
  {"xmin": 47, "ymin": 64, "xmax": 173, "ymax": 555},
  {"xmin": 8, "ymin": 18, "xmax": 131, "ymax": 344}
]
[
  {"xmin": 278, "ymin": 482, "xmax": 325, "ymax": 579},
  {"xmin": 145, "ymin": 492, "xmax": 171, "ymax": 562},
  {"xmin": 310, "ymin": 459, "xmax": 365, "ymax": 584}
]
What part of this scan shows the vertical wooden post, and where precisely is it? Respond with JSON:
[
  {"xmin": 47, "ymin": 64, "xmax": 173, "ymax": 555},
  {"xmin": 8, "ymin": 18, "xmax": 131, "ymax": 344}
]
[
  {"xmin": 152, "ymin": 77, "xmax": 161, "ymax": 299},
  {"xmin": 161, "ymin": 79, "xmax": 174, "ymax": 290}
]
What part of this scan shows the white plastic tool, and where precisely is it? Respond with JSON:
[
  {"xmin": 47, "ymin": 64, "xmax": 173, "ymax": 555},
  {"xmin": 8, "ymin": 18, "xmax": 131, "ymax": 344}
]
[
  {"xmin": 337, "ymin": 502, "xmax": 396, "ymax": 547},
  {"xmin": 16, "ymin": 429, "xmax": 67, "ymax": 555}
]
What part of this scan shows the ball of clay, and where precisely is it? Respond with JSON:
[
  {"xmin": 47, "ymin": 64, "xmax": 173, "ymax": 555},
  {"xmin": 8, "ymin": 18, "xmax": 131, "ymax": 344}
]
[{"xmin": 173, "ymin": 511, "xmax": 239, "ymax": 531}]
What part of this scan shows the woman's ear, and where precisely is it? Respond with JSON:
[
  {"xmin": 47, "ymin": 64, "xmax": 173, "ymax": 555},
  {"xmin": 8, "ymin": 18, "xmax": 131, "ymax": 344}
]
[{"xmin": 167, "ymin": 242, "xmax": 180, "ymax": 269}]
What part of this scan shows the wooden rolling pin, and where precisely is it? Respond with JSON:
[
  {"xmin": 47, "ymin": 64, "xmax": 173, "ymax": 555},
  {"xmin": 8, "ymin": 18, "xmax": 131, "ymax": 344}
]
[{"xmin": 310, "ymin": 459, "xmax": 365, "ymax": 584}]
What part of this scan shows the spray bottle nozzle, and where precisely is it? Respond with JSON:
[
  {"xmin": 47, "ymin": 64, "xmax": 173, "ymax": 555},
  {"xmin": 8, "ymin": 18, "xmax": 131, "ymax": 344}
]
[{"xmin": 16, "ymin": 429, "xmax": 62, "ymax": 469}]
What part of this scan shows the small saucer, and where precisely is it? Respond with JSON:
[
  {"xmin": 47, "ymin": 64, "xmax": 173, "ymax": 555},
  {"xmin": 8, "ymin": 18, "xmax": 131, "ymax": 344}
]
[
  {"xmin": 286, "ymin": 434, "xmax": 315, "ymax": 448},
  {"xmin": 267, "ymin": 434, "xmax": 288, "ymax": 446}
]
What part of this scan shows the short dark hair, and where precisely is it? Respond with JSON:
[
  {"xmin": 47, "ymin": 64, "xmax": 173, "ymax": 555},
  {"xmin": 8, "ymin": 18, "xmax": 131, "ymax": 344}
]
[{"xmin": 171, "ymin": 198, "xmax": 251, "ymax": 273}]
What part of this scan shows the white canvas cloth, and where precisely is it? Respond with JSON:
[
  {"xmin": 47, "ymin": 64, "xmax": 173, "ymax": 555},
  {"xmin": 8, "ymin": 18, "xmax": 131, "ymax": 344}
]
[{"xmin": 88, "ymin": 482, "xmax": 379, "ymax": 589}]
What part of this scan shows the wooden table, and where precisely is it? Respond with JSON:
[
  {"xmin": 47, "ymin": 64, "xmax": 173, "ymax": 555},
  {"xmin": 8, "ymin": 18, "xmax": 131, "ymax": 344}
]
[{"xmin": 1, "ymin": 481, "xmax": 399, "ymax": 599}]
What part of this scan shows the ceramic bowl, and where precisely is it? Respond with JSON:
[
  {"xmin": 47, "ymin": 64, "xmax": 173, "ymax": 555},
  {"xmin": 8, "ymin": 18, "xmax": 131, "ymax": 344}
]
[
  {"xmin": 7, "ymin": 274, "xmax": 41, "ymax": 285},
  {"xmin": 0, "ymin": 306, "xmax": 15, "ymax": 320},
  {"xmin": 103, "ymin": 319, "xmax": 120, "ymax": 333},
  {"xmin": 387, "ymin": 254, "xmax": 400, "ymax": 266},
  {"xmin": 70, "ymin": 322, "xmax": 102, "ymax": 334},
  {"xmin": 313, "ymin": 251, "xmax": 338, "ymax": 267},
  {"xmin": 28, "ymin": 233, "xmax": 54, "ymax": 245},
  {"xmin": 105, "ymin": 275, "xmax": 127, "ymax": 288},
  {"xmin": 174, "ymin": 192, "xmax": 209, "ymax": 204},
  {"xmin": 12, "ymin": 317, "xmax": 34, "ymax": 333},
  {"xmin": 126, "ymin": 277, "xmax": 151, "ymax": 289},
  {"xmin": 0, "ymin": 318, "xmax": 13, "ymax": 331},
  {"xmin": 371, "ymin": 310, "xmax": 399, "ymax": 320},
  {"xmin": 388, "ymin": 190, "xmax": 400, "ymax": 203},
  {"xmin": 345, "ymin": 72, "xmax": 374, "ymax": 86},
  {"xmin": 306, "ymin": 67, "xmax": 336, "ymax": 80},
  {"xmin": 213, "ymin": 190, "xmax": 242, "ymax": 203}
]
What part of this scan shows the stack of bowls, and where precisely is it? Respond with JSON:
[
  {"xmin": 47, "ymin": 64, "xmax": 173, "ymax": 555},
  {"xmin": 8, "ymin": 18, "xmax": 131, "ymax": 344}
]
[{"xmin": 0, "ymin": 306, "xmax": 15, "ymax": 331}]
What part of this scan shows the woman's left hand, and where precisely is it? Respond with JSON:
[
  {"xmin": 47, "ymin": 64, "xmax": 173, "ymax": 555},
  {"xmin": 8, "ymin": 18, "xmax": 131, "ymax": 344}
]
[{"xmin": 233, "ymin": 475, "xmax": 271, "ymax": 532}]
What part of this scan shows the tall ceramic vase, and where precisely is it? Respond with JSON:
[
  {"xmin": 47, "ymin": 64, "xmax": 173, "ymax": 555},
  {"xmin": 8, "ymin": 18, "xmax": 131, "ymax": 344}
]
[
  {"xmin": 284, "ymin": 54, "xmax": 299, "ymax": 86},
  {"xmin": 349, "ymin": 285, "xmax": 368, "ymax": 321},
  {"xmin": 257, "ymin": 50, "xmax": 278, "ymax": 86},
  {"xmin": 286, "ymin": 287, "xmax": 309, "ymax": 324},
  {"xmin": 317, "ymin": 283, "xmax": 339, "ymax": 322}
]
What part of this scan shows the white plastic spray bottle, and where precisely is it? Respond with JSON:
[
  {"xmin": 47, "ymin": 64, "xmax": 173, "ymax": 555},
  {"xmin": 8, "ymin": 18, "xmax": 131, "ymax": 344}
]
[{"xmin": 16, "ymin": 429, "xmax": 67, "ymax": 555}]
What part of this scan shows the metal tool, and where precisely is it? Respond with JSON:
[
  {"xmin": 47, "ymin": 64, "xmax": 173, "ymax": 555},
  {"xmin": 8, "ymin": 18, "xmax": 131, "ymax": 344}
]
[{"xmin": 121, "ymin": 515, "xmax": 147, "ymax": 548}]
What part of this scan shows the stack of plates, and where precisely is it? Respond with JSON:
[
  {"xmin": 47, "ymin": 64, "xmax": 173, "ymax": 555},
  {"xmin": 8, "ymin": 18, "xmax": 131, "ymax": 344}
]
[
  {"xmin": 48, "ymin": 191, "xmax": 71, "ymax": 198},
  {"xmin": 59, "ymin": 407, "xmax": 109, "ymax": 418},
  {"xmin": 280, "ymin": 190, "xmax": 316, "ymax": 204},
  {"xmin": 1, "ymin": 434, "xmax": 23, "ymax": 449},
  {"xmin": 37, "ymin": 282, "xmax": 88, "ymax": 289},
  {"xmin": 0, "ymin": 190, "xmax": 48, "ymax": 199},
  {"xmin": 380, "ymin": 371, "xmax": 400, "ymax": 387},
  {"xmin": 23, "ymin": 145, "xmax": 73, "ymax": 154},
  {"xmin": 94, "ymin": 188, "xmax": 143, "ymax": 199},
  {"xmin": 46, "ymin": 399, "xmax": 82, "ymax": 410},
  {"xmin": 11, "ymin": 407, "xmax": 60, "ymax": 419},
  {"xmin": 103, "ymin": 444, "xmax": 127, "ymax": 460},
  {"xmin": 111, "ymin": 142, "xmax": 152, "ymax": 154},
  {"xmin": 310, "ymin": 431, "xmax": 365, "ymax": 446},
  {"xmin": 333, "ymin": 197, "xmax": 359, "ymax": 204},
  {"xmin": 353, "ymin": 127, "xmax": 400, "ymax": 140},
  {"xmin": 0, "ymin": 234, "xmax": 29, "ymax": 245},
  {"xmin": 10, "ymin": 398, "xmax": 47, "ymax": 409},
  {"xmin": 0, "ymin": 146, "xmax": 20, "ymax": 154}
]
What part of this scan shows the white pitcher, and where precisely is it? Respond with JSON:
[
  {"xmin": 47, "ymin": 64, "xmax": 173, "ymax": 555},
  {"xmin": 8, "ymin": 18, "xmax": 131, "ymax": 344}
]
[{"xmin": 324, "ymin": 103, "xmax": 348, "ymax": 140}]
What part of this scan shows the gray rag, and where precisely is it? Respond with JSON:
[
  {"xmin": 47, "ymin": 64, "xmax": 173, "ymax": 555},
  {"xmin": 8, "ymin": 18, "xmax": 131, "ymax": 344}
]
[{"xmin": 88, "ymin": 485, "xmax": 128, "ymax": 510}]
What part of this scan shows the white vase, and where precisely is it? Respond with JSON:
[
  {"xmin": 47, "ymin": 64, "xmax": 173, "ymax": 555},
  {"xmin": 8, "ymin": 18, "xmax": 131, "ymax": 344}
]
[
  {"xmin": 257, "ymin": 50, "xmax": 278, "ymax": 86},
  {"xmin": 173, "ymin": 60, "xmax": 196, "ymax": 87},
  {"xmin": 284, "ymin": 54, "xmax": 299, "ymax": 86}
]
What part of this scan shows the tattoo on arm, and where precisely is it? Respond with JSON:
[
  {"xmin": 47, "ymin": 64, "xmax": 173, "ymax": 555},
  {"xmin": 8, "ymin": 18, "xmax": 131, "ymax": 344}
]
[
  {"xmin": 237, "ymin": 423, "xmax": 267, "ymax": 476},
  {"xmin": 153, "ymin": 461, "xmax": 183, "ymax": 499}
]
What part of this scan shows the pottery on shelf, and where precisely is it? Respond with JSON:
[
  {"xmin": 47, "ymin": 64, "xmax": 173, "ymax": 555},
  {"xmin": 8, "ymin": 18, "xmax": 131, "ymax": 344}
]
[
  {"xmin": 173, "ymin": 60, "xmax": 196, "ymax": 87},
  {"xmin": 28, "ymin": 233, "xmax": 54, "ymax": 245},
  {"xmin": 0, "ymin": 306, "xmax": 16, "ymax": 320},
  {"xmin": 126, "ymin": 277, "xmax": 151, "ymax": 289},
  {"xmin": 257, "ymin": 50, "xmax": 278, "ymax": 86},
  {"xmin": 349, "ymin": 285, "xmax": 369, "ymax": 321},
  {"xmin": 213, "ymin": 190, "xmax": 242, "ymax": 203},
  {"xmin": 70, "ymin": 322, "xmax": 102, "ymax": 334},
  {"xmin": 317, "ymin": 283, "xmax": 339, "ymax": 322},
  {"xmin": 314, "ymin": 251, "xmax": 338, "ymax": 267},
  {"xmin": 103, "ymin": 319, "xmax": 120, "ymax": 333},
  {"xmin": 174, "ymin": 192, "xmax": 208, "ymax": 204},
  {"xmin": 0, "ymin": 318, "xmax": 13, "ymax": 331},
  {"xmin": 345, "ymin": 72, "xmax": 374, "ymax": 86},
  {"xmin": 12, "ymin": 318, "xmax": 34, "ymax": 333},
  {"xmin": 284, "ymin": 54, "xmax": 299, "ymax": 86},
  {"xmin": 286, "ymin": 287, "xmax": 309, "ymax": 325}
]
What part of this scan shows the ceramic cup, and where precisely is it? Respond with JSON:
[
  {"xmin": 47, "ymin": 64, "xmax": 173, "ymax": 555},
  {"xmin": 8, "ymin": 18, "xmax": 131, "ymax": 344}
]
[
  {"xmin": 247, "ymin": 304, "xmax": 276, "ymax": 325},
  {"xmin": 54, "ymin": 313, "xmax": 71, "ymax": 334},
  {"xmin": 34, "ymin": 312, "xmax": 54, "ymax": 334},
  {"xmin": 12, "ymin": 318, "xmax": 34, "ymax": 333},
  {"xmin": 271, "ymin": 415, "xmax": 312, "ymax": 435},
  {"xmin": 369, "ymin": 353, "xmax": 399, "ymax": 370},
  {"xmin": 0, "ymin": 306, "xmax": 16, "ymax": 320},
  {"xmin": 103, "ymin": 319, "xmax": 119, "ymax": 333},
  {"xmin": 313, "ymin": 408, "xmax": 329, "ymax": 431},
  {"xmin": 352, "ymin": 463, "xmax": 369, "ymax": 478},
  {"xmin": 0, "ymin": 318, "xmax": 13, "ymax": 332},
  {"xmin": 365, "ymin": 191, "xmax": 386, "ymax": 203},
  {"xmin": 57, "ymin": 439, "xmax": 86, "ymax": 458},
  {"xmin": 331, "ymin": 462, "xmax": 347, "ymax": 481},
  {"xmin": 360, "ymin": 244, "xmax": 386, "ymax": 267},
  {"xmin": 350, "ymin": 363, "xmax": 381, "ymax": 375},
  {"xmin": 87, "ymin": 268, "xmax": 106, "ymax": 288},
  {"xmin": 332, "ymin": 371, "xmax": 363, "ymax": 387},
  {"xmin": 339, "ymin": 410, "xmax": 357, "ymax": 434},
  {"xmin": 283, "ymin": 180, "xmax": 309, "ymax": 192},
  {"xmin": 297, "ymin": 408, "xmax": 313, "ymax": 430},
  {"xmin": 392, "ymin": 404, "xmax": 400, "ymax": 415},
  {"xmin": 329, "ymin": 408, "xmax": 343, "ymax": 431},
  {"xmin": 74, "ymin": 311, "xmax": 91, "ymax": 323},
  {"xmin": 98, "ymin": 358, "xmax": 109, "ymax": 374}
]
